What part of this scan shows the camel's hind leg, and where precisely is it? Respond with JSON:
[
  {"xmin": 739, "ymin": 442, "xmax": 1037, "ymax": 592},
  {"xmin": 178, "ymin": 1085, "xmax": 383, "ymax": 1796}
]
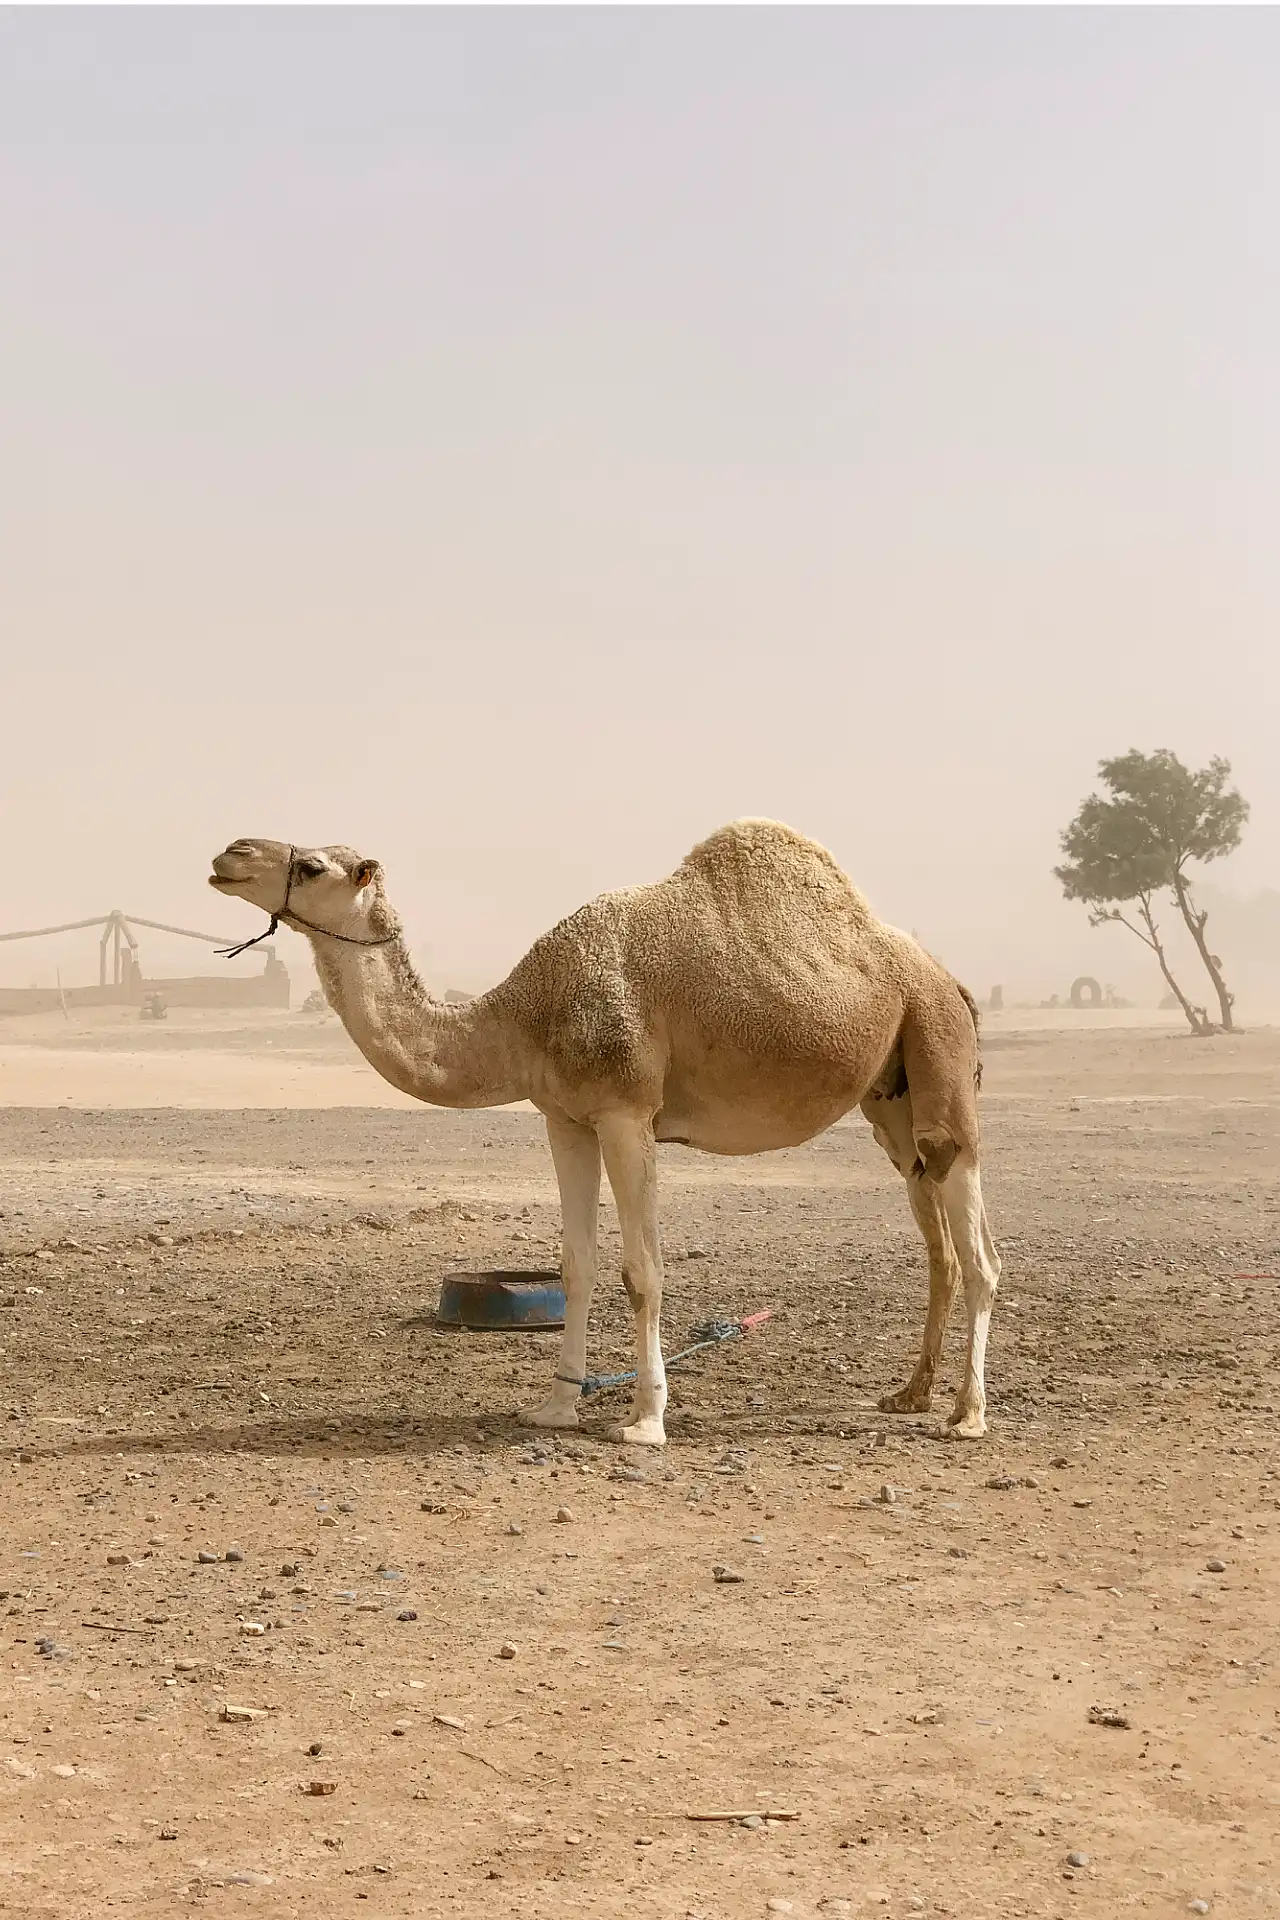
[
  {"xmin": 937, "ymin": 1155, "xmax": 1001, "ymax": 1438},
  {"xmin": 862, "ymin": 1091, "xmax": 961, "ymax": 1416},
  {"xmin": 882, "ymin": 1173, "xmax": 961, "ymax": 1414}
]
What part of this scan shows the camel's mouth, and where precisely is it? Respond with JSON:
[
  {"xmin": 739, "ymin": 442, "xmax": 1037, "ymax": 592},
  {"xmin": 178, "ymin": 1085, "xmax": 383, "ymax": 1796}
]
[{"xmin": 209, "ymin": 850, "xmax": 251, "ymax": 889}]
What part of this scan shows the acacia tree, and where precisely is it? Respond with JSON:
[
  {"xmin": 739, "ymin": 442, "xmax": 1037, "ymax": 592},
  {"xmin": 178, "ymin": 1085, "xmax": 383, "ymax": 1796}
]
[{"xmin": 1055, "ymin": 749, "xmax": 1248, "ymax": 1033}]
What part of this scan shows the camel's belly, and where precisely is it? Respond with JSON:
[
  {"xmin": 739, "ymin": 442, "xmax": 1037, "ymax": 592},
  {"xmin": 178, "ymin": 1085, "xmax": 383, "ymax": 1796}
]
[{"xmin": 654, "ymin": 1092, "xmax": 855, "ymax": 1156}]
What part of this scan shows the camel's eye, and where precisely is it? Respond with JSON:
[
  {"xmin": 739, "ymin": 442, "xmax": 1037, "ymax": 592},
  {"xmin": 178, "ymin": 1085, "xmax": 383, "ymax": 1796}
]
[{"xmin": 295, "ymin": 856, "xmax": 327, "ymax": 880}]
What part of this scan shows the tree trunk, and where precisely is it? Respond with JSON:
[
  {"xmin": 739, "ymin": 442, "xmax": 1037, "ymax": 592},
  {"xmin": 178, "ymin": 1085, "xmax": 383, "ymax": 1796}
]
[
  {"xmin": 1134, "ymin": 897, "xmax": 1214, "ymax": 1036},
  {"xmin": 1171, "ymin": 874, "xmax": 1235, "ymax": 1031}
]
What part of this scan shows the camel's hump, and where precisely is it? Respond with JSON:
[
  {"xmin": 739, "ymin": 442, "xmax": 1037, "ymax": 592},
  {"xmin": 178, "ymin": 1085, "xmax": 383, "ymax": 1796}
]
[{"xmin": 679, "ymin": 819, "xmax": 864, "ymax": 902}]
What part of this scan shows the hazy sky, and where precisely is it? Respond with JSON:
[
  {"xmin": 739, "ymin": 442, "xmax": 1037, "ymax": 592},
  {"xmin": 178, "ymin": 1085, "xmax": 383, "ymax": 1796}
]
[{"xmin": 2, "ymin": 9, "xmax": 1277, "ymax": 1003}]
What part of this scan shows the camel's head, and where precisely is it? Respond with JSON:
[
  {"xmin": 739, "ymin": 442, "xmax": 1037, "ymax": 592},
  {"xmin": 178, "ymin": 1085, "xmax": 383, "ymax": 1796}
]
[{"xmin": 209, "ymin": 838, "xmax": 388, "ymax": 940}]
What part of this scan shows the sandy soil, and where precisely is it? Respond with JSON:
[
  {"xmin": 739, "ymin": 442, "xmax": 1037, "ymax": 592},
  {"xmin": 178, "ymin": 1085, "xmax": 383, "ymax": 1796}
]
[{"xmin": 0, "ymin": 1017, "xmax": 1278, "ymax": 1919}]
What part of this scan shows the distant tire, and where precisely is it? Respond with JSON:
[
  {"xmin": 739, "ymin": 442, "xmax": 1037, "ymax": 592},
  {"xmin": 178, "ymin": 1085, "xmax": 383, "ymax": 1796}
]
[{"xmin": 1070, "ymin": 976, "xmax": 1102, "ymax": 1009}]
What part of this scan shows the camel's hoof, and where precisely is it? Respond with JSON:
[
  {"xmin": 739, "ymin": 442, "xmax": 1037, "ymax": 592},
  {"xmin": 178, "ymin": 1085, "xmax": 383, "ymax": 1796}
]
[
  {"xmin": 878, "ymin": 1384, "xmax": 933, "ymax": 1416},
  {"xmin": 519, "ymin": 1401, "xmax": 580, "ymax": 1431},
  {"xmin": 943, "ymin": 1406, "xmax": 987, "ymax": 1440},
  {"xmin": 609, "ymin": 1417, "xmax": 667, "ymax": 1448}
]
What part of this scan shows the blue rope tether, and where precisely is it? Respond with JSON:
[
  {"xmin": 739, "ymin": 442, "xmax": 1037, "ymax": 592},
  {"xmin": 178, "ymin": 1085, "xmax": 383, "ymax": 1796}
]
[{"xmin": 580, "ymin": 1310, "xmax": 772, "ymax": 1397}]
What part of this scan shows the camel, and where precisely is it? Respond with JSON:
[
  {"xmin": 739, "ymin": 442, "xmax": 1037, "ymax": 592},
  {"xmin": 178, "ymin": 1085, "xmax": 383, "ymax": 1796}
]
[{"xmin": 209, "ymin": 821, "xmax": 1000, "ymax": 1446}]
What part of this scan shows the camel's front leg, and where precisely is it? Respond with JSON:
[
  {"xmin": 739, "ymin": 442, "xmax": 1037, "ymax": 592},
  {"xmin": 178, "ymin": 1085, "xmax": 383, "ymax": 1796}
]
[
  {"xmin": 521, "ymin": 1113, "xmax": 600, "ymax": 1432},
  {"xmin": 596, "ymin": 1112, "xmax": 667, "ymax": 1447}
]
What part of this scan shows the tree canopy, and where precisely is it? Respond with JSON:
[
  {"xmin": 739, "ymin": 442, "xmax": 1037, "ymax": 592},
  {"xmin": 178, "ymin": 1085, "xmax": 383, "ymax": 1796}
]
[{"xmin": 1056, "ymin": 749, "xmax": 1248, "ymax": 1032}]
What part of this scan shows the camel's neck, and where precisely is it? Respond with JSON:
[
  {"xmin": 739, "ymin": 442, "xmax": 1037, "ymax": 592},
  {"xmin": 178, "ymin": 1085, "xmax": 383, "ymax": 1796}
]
[{"xmin": 308, "ymin": 934, "xmax": 529, "ymax": 1110}]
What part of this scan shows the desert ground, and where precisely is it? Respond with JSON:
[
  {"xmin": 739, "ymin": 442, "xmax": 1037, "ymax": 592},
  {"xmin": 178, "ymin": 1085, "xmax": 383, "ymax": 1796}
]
[{"xmin": 1, "ymin": 1004, "xmax": 1277, "ymax": 1920}]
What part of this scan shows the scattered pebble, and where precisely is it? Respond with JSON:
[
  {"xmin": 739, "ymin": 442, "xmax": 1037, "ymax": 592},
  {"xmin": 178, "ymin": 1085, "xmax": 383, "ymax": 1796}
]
[
  {"xmin": 225, "ymin": 1548, "xmax": 244, "ymax": 1564},
  {"xmin": 304, "ymin": 1781, "xmax": 337, "ymax": 1796},
  {"xmin": 397, "ymin": 1610, "xmax": 419, "ymax": 1623},
  {"xmin": 1205, "ymin": 1558, "xmax": 1226, "ymax": 1574},
  {"xmin": 1189, "ymin": 1903, "xmax": 1210, "ymax": 1915},
  {"xmin": 554, "ymin": 1507, "xmax": 574, "ymax": 1524},
  {"xmin": 196, "ymin": 1551, "xmax": 219, "ymax": 1565},
  {"xmin": 498, "ymin": 1642, "xmax": 518, "ymax": 1659},
  {"xmin": 1066, "ymin": 1851, "xmax": 1090, "ymax": 1868},
  {"xmin": 877, "ymin": 1484, "xmax": 897, "ymax": 1505},
  {"xmin": 712, "ymin": 1565, "xmax": 745, "ymax": 1584}
]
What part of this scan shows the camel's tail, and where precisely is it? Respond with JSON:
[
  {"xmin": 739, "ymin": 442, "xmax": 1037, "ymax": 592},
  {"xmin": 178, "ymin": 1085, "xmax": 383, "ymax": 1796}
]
[{"xmin": 955, "ymin": 979, "xmax": 983, "ymax": 1090}]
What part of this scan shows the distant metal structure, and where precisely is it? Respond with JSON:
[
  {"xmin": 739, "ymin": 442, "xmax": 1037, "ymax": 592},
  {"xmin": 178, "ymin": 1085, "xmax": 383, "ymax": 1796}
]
[{"xmin": 0, "ymin": 910, "xmax": 288, "ymax": 1013}]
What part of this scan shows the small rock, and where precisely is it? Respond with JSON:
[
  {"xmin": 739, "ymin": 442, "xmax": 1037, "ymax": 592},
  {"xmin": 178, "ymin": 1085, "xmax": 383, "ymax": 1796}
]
[
  {"xmin": 105, "ymin": 1552, "xmax": 132, "ymax": 1567},
  {"xmin": 506, "ymin": 1523, "xmax": 523, "ymax": 1536},
  {"xmin": 984, "ymin": 1474, "xmax": 1017, "ymax": 1491},
  {"xmin": 766, "ymin": 1902, "xmax": 794, "ymax": 1915},
  {"xmin": 17, "ymin": 1451, "xmax": 34, "ymax": 1465},
  {"xmin": 1066, "ymin": 1851, "xmax": 1090, "ymax": 1868},
  {"xmin": 308, "ymin": 1742, "xmax": 323, "ymax": 1756},
  {"xmin": 1205, "ymin": 1558, "xmax": 1226, "ymax": 1574},
  {"xmin": 712, "ymin": 1565, "xmax": 745, "ymax": 1584},
  {"xmin": 397, "ymin": 1610, "xmax": 418, "ymax": 1622},
  {"xmin": 280, "ymin": 1563, "xmax": 299, "ymax": 1578},
  {"xmin": 1189, "ymin": 1903, "xmax": 1210, "ymax": 1915},
  {"xmin": 221, "ymin": 1705, "xmax": 266, "ymax": 1723},
  {"xmin": 877, "ymin": 1484, "xmax": 897, "ymax": 1505},
  {"xmin": 554, "ymin": 1507, "xmax": 574, "ymax": 1524},
  {"xmin": 239, "ymin": 1621, "xmax": 267, "ymax": 1637},
  {"xmin": 391, "ymin": 1722, "xmax": 409, "ymax": 1737},
  {"xmin": 498, "ymin": 1642, "xmax": 518, "ymax": 1659},
  {"xmin": 1049, "ymin": 1455, "xmax": 1070, "ymax": 1468},
  {"xmin": 304, "ymin": 1781, "xmax": 337, "ymax": 1796},
  {"xmin": 433, "ymin": 1714, "xmax": 467, "ymax": 1731},
  {"xmin": 1072, "ymin": 1497, "xmax": 1094, "ymax": 1509},
  {"xmin": 196, "ymin": 1551, "xmax": 219, "ymax": 1565},
  {"xmin": 225, "ymin": 1548, "xmax": 244, "ymax": 1564},
  {"xmin": 740, "ymin": 1814, "xmax": 764, "ymax": 1830}
]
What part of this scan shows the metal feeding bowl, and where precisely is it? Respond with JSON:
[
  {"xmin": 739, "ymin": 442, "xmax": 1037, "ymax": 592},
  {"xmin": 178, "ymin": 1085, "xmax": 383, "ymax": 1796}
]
[{"xmin": 436, "ymin": 1270, "xmax": 566, "ymax": 1332}]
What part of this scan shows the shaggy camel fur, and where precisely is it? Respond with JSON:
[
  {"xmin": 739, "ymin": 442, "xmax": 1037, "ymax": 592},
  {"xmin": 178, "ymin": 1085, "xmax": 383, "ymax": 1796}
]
[{"xmin": 210, "ymin": 821, "xmax": 1000, "ymax": 1445}]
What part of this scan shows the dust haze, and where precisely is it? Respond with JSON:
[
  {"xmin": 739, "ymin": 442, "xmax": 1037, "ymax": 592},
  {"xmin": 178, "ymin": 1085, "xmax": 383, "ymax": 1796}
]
[
  {"xmin": 3, "ymin": 18, "xmax": 1280, "ymax": 1915},
  {"xmin": 1, "ymin": 10, "xmax": 1277, "ymax": 1012}
]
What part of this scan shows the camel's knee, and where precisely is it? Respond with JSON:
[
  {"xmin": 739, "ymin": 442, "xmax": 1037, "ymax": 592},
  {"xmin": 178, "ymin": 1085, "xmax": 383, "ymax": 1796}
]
[
  {"xmin": 620, "ymin": 1263, "xmax": 661, "ymax": 1313},
  {"xmin": 914, "ymin": 1126, "xmax": 958, "ymax": 1184}
]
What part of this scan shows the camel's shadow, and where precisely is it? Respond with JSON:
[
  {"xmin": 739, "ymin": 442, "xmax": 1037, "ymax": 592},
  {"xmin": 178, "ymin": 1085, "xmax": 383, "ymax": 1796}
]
[{"xmin": 2, "ymin": 1399, "xmax": 946, "ymax": 1464}]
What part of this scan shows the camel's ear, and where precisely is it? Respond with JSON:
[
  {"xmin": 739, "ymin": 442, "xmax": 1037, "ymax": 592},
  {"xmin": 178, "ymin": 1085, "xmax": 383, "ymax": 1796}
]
[{"xmin": 353, "ymin": 858, "xmax": 380, "ymax": 890}]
